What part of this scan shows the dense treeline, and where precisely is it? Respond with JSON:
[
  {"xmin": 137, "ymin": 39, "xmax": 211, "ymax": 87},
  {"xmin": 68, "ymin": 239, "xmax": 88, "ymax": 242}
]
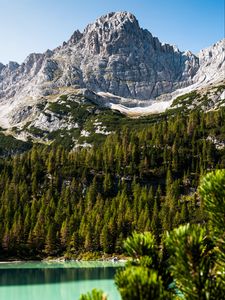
[
  {"xmin": 1, "ymin": 109, "xmax": 225, "ymax": 259},
  {"xmin": 81, "ymin": 170, "xmax": 225, "ymax": 299},
  {"xmin": 0, "ymin": 132, "xmax": 32, "ymax": 157}
]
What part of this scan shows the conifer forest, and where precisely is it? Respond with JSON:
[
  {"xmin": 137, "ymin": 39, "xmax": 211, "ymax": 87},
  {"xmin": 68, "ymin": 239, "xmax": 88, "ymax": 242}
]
[{"xmin": 1, "ymin": 108, "xmax": 225, "ymax": 260}]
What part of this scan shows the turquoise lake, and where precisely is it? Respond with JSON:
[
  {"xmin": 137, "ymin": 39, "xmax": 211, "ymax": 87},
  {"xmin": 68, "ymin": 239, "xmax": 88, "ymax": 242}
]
[{"xmin": 0, "ymin": 261, "xmax": 123, "ymax": 300}]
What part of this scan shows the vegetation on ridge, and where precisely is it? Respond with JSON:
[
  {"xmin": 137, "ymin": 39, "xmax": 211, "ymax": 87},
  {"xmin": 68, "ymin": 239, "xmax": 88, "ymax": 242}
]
[{"xmin": 1, "ymin": 108, "xmax": 225, "ymax": 259}]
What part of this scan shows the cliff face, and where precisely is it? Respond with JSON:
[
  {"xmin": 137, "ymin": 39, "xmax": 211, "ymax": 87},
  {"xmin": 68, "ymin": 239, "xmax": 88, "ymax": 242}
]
[
  {"xmin": 76, "ymin": 12, "xmax": 199, "ymax": 99},
  {"xmin": 0, "ymin": 12, "xmax": 224, "ymax": 130},
  {"xmin": 193, "ymin": 39, "xmax": 225, "ymax": 86},
  {"xmin": 0, "ymin": 12, "xmax": 199, "ymax": 103}
]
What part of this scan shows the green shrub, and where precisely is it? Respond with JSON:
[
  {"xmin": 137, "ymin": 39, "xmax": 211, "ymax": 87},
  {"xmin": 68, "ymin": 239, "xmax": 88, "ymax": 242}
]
[{"xmin": 79, "ymin": 289, "xmax": 107, "ymax": 300}]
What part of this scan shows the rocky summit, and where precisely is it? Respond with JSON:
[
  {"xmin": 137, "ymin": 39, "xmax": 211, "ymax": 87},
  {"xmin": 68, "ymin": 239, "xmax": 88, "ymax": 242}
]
[{"xmin": 0, "ymin": 11, "xmax": 224, "ymax": 131}]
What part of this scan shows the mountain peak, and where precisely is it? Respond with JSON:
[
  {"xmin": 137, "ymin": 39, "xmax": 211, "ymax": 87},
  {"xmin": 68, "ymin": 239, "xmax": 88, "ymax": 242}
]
[
  {"xmin": 0, "ymin": 12, "xmax": 224, "ymax": 131},
  {"xmin": 98, "ymin": 11, "xmax": 137, "ymax": 23},
  {"xmin": 7, "ymin": 61, "xmax": 20, "ymax": 71},
  {"xmin": 68, "ymin": 30, "xmax": 83, "ymax": 45},
  {"xmin": 84, "ymin": 11, "xmax": 140, "ymax": 36},
  {"xmin": 94, "ymin": 11, "xmax": 138, "ymax": 26}
]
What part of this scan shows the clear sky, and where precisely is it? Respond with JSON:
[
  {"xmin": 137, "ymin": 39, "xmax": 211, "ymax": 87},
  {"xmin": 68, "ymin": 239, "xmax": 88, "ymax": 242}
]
[{"xmin": 0, "ymin": 0, "xmax": 224, "ymax": 64}]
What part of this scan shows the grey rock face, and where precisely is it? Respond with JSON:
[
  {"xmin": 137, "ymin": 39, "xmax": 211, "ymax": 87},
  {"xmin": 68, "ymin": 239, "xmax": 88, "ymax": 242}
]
[
  {"xmin": 0, "ymin": 11, "xmax": 199, "ymax": 104},
  {"xmin": 67, "ymin": 30, "xmax": 83, "ymax": 46},
  {"xmin": 0, "ymin": 11, "xmax": 224, "ymax": 130},
  {"xmin": 193, "ymin": 39, "xmax": 225, "ymax": 85},
  {"xmin": 79, "ymin": 12, "xmax": 199, "ymax": 99}
]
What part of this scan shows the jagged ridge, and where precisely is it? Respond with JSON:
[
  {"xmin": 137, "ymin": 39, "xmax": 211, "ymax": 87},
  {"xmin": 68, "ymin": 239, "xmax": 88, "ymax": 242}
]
[
  {"xmin": 0, "ymin": 11, "xmax": 224, "ymax": 130},
  {"xmin": 0, "ymin": 12, "xmax": 198, "ymax": 101}
]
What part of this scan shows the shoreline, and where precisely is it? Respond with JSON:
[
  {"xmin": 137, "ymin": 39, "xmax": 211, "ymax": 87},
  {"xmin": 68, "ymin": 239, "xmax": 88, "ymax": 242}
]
[{"xmin": 0, "ymin": 254, "xmax": 128, "ymax": 264}]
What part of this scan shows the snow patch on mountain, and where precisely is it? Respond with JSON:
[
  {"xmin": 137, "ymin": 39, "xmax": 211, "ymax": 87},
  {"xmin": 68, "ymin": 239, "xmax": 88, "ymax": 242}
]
[{"xmin": 110, "ymin": 99, "xmax": 173, "ymax": 116}]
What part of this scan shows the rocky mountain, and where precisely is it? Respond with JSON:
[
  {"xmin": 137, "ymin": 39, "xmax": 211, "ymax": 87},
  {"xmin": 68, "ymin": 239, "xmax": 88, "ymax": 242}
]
[
  {"xmin": 0, "ymin": 11, "xmax": 224, "ymax": 138},
  {"xmin": 193, "ymin": 39, "xmax": 225, "ymax": 86},
  {"xmin": 0, "ymin": 12, "xmax": 199, "ymax": 103}
]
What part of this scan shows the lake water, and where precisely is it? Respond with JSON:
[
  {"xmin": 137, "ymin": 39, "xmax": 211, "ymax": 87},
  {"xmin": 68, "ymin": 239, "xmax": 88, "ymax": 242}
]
[{"xmin": 0, "ymin": 261, "xmax": 123, "ymax": 300}]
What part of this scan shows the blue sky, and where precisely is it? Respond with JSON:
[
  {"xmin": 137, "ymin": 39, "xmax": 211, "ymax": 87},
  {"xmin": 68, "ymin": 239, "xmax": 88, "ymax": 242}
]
[{"xmin": 0, "ymin": 0, "xmax": 224, "ymax": 64}]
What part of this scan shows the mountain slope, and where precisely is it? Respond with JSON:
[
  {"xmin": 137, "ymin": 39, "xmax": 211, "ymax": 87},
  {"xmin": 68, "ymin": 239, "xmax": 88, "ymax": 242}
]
[
  {"xmin": 0, "ymin": 11, "xmax": 224, "ymax": 136},
  {"xmin": 193, "ymin": 39, "xmax": 225, "ymax": 85},
  {"xmin": 0, "ymin": 12, "xmax": 199, "ymax": 103}
]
